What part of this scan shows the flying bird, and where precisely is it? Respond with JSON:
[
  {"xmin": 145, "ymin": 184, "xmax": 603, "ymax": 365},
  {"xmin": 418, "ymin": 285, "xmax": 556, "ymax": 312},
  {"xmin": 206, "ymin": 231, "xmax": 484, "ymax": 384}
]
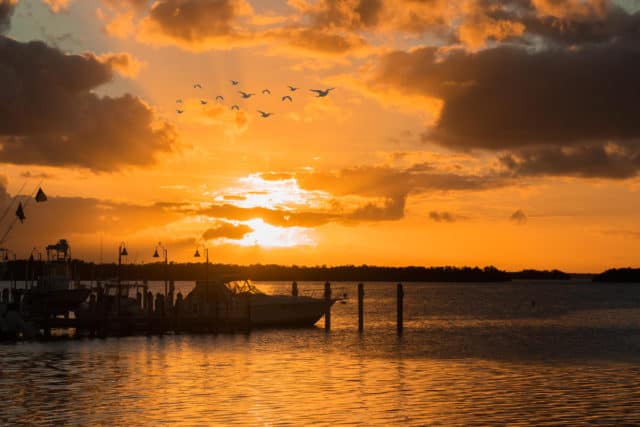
[
  {"xmin": 176, "ymin": 99, "xmax": 183, "ymax": 104},
  {"xmin": 258, "ymin": 110, "xmax": 272, "ymax": 118},
  {"xmin": 231, "ymin": 80, "xmax": 239, "ymax": 85},
  {"xmin": 238, "ymin": 91, "xmax": 255, "ymax": 99},
  {"xmin": 231, "ymin": 105, "xmax": 240, "ymax": 111},
  {"xmin": 200, "ymin": 99, "xmax": 208, "ymax": 105},
  {"xmin": 262, "ymin": 89, "xmax": 271, "ymax": 95},
  {"xmin": 310, "ymin": 88, "xmax": 335, "ymax": 97},
  {"xmin": 281, "ymin": 95, "xmax": 293, "ymax": 102},
  {"xmin": 193, "ymin": 83, "xmax": 202, "ymax": 89},
  {"xmin": 288, "ymin": 85, "xmax": 298, "ymax": 92},
  {"xmin": 216, "ymin": 95, "xmax": 224, "ymax": 102},
  {"xmin": 176, "ymin": 109, "xmax": 184, "ymax": 114}
]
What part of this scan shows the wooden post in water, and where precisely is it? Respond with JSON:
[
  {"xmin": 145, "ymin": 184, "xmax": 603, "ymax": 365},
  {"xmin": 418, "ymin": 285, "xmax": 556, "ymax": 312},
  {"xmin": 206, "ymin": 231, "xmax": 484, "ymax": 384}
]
[
  {"xmin": 358, "ymin": 283, "xmax": 364, "ymax": 333},
  {"xmin": 88, "ymin": 293, "xmax": 97, "ymax": 337},
  {"xmin": 246, "ymin": 294, "xmax": 252, "ymax": 333},
  {"xmin": 292, "ymin": 281, "xmax": 298, "ymax": 297},
  {"xmin": 397, "ymin": 283, "xmax": 404, "ymax": 335},
  {"xmin": 175, "ymin": 292, "xmax": 183, "ymax": 333},
  {"xmin": 324, "ymin": 281, "xmax": 332, "ymax": 331},
  {"xmin": 146, "ymin": 290, "xmax": 153, "ymax": 334}
]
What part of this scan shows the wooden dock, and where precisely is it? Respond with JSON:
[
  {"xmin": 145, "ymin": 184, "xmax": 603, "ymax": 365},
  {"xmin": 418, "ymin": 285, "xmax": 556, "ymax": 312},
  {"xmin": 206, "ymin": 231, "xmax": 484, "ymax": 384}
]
[{"xmin": 1, "ymin": 281, "xmax": 406, "ymax": 340}]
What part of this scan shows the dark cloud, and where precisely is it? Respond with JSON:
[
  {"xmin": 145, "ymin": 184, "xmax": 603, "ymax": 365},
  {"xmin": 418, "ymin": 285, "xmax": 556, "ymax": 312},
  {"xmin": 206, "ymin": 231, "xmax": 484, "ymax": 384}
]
[
  {"xmin": 299, "ymin": 0, "xmax": 385, "ymax": 30},
  {"xmin": 0, "ymin": 0, "xmax": 16, "ymax": 34},
  {"xmin": 295, "ymin": 166, "xmax": 507, "ymax": 198},
  {"xmin": 350, "ymin": 194, "xmax": 405, "ymax": 221},
  {"xmin": 202, "ymin": 221, "xmax": 253, "ymax": 241},
  {"xmin": 198, "ymin": 164, "xmax": 509, "ymax": 228},
  {"xmin": 122, "ymin": 0, "xmax": 370, "ymax": 55},
  {"xmin": 0, "ymin": 182, "xmax": 182, "ymax": 250},
  {"xmin": 200, "ymin": 194, "xmax": 407, "ymax": 228},
  {"xmin": 200, "ymin": 203, "xmax": 338, "ymax": 228},
  {"xmin": 500, "ymin": 142, "xmax": 640, "ymax": 179},
  {"xmin": 0, "ymin": 36, "xmax": 176, "ymax": 171},
  {"xmin": 522, "ymin": 8, "xmax": 640, "ymax": 46},
  {"xmin": 141, "ymin": 0, "xmax": 249, "ymax": 44},
  {"xmin": 510, "ymin": 209, "xmax": 527, "ymax": 224},
  {"xmin": 20, "ymin": 171, "xmax": 54, "ymax": 179},
  {"xmin": 265, "ymin": 26, "xmax": 368, "ymax": 55},
  {"xmin": 429, "ymin": 211, "xmax": 465, "ymax": 223},
  {"xmin": 372, "ymin": 42, "xmax": 640, "ymax": 151}
]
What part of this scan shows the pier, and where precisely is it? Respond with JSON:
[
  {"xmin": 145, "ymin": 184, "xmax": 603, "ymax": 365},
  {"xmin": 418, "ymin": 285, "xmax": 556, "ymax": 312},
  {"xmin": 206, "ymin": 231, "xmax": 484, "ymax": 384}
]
[{"xmin": 0, "ymin": 280, "xmax": 407, "ymax": 340}]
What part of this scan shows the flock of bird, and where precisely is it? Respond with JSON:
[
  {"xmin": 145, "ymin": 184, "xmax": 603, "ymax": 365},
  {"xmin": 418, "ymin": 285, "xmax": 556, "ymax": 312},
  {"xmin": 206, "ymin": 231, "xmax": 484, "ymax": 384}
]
[{"xmin": 175, "ymin": 80, "xmax": 335, "ymax": 118}]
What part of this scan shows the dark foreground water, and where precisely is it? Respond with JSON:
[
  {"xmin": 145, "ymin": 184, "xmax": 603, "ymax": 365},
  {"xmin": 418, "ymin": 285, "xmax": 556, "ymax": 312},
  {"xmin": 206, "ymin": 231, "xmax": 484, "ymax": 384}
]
[{"xmin": 1, "ymin": 280, "xmax": 640, "ymax": 425}]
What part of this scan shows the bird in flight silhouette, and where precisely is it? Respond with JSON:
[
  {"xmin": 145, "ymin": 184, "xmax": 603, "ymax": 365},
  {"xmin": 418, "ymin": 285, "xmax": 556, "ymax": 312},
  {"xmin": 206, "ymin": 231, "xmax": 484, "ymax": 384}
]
[
  {"xmin": 239, "ymin": 91, "xmax": 255, "ymax": 99},
  {"xmin": 176, "ymin": 109, "xmax": 184, "ymax": 114},
  {"xmin": 231, "ymin": 105, "xmax": 240, "ymax": 111},
  {"xmin": 200, "ymin": 99, "xmax": 208, "ymax": 105},
  {"xmin": 176, "ymin": 99, "xmax": 183, "ymax": 104},
  {"xmin": 281, "ymin": 95, "xmax": 293, "ymax": 102},
  {"xmin": 310, "ymin": 88, "xmax": 335, "ymax": 97},
  {"xmin": 288, "ymin": 85, "xmax": 298, "ymax": 92},
  {"xmin": 231, "ymin": 80, "xmax": 239, "ymax": 86},
  {"xmin": 216, "ymin": 95, "xmax": 224, "ymax": 102},
  {"xmin": 258, "ymin": 110, "xmax": 273, "ymax": 118},
  {"xmin": 193, "ymin": 83, "xmax": 202, "ymax": 89},
  {"xmin": 262, "ymin": 89, "xmax": 271, "ymax": 95}
]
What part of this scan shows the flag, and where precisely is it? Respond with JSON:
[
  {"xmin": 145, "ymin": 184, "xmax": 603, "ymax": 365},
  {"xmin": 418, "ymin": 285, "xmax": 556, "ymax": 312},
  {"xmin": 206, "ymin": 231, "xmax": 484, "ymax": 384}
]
[
  {"xmin": 16, "ymin": 203, "xmax": 25, "ymax": 223},
  {"xmin": 35, "ymin": 187, "xmax": 47, "ymax": 202}
]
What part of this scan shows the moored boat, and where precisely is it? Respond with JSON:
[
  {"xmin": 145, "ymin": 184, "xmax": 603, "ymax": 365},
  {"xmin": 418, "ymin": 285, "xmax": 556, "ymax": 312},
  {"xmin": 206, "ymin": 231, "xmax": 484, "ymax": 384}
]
[
  {"xmin": 21, "ymin": 239, "xmax": 90, "ymax": 317},
  {"xmin": 183, "ymin": 280, "xmax": 339, "ymax": 328}
]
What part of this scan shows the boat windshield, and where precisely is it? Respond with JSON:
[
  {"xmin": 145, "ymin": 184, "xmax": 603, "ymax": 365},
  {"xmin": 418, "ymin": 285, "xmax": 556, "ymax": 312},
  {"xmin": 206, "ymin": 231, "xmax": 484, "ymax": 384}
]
[{"xmin": 225, "ymin": 280, "xmax": 265, "ymax": 295}]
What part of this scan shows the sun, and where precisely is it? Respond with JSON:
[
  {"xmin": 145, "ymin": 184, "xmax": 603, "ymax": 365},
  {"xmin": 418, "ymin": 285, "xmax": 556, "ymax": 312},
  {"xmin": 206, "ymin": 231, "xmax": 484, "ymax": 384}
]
[{"xmin": 236, "ymin": 219, "xmax": 315, "ymax": 248}]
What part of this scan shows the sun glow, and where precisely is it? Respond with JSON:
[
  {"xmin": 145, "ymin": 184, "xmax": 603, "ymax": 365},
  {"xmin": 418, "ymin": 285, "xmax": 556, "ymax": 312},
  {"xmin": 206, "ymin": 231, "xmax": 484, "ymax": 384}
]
[
  {"xmin": 236, "ymin": 218, "xmax": 315, "ymax": 247},
  {"xmin": 212, "ymin": 173, "xmax": 330, "ymax": 210}
]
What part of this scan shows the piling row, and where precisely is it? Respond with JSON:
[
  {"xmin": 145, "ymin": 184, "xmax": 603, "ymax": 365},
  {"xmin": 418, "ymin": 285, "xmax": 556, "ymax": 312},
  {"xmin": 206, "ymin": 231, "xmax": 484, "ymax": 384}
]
[{"xmin": 3, "ymin": 281, "xmax": 406, "ymax": 339}]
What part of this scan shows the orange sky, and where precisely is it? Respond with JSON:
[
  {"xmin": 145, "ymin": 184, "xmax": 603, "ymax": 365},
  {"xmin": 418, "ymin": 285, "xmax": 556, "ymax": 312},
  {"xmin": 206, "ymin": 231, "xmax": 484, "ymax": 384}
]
[{"xmin": 1, "ymin": 0, "xmax": 640, "ymax": 272}]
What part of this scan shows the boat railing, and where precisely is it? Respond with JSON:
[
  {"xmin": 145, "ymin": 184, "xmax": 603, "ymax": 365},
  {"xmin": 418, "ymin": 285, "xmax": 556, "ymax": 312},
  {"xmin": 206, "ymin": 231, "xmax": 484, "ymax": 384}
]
[{"xmin": 300, "ymin": 286, "xmax": 349, "ymax": 300}]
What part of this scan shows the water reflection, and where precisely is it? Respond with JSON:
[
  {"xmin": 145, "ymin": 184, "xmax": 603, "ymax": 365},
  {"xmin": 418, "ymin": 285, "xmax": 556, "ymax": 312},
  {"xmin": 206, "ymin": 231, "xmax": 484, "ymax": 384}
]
[{"xmin": 1, "ymin": 281, "xmax": 640, "ymax": 425}]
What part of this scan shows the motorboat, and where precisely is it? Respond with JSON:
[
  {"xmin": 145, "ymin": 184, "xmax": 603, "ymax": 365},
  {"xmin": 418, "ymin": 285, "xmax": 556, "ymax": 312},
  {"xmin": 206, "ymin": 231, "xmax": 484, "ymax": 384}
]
[
  {"xmin": 182, "ymin": 280, "xmax": 340, "ymax": 328},
  {"xmin": 21, "ymin": 239, "xmax": 90, "ymax": 317}
]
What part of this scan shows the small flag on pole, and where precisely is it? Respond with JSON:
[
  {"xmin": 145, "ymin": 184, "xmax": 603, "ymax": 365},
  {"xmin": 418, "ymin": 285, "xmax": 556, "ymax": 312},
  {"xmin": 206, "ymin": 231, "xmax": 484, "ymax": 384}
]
[
  {"xmin": 35, "ymin": 187, "xmax": 47, "ymax": 202},
  {"xmin": 16, "ymin": 203, "xmax": 26, "ymax": 223}
]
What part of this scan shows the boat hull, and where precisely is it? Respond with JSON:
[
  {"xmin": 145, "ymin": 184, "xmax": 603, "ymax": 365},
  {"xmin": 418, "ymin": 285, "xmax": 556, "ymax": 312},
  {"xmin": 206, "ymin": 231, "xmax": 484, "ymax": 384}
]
[
  {"xmin": 249, "ymin": 299, "xmax": 330, "ymax": 328},
  {"xmin": 22, "ymin": 289, "xmax": 90, "ymax": 316}
]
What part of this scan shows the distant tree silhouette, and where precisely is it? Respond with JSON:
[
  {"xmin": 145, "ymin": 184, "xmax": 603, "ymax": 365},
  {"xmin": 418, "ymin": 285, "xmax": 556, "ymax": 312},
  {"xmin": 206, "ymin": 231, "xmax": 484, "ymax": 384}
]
[
  {"xmin": 0, "ymin": 260, "xmax": 575, "ymax": 283},
  {"xmin": 592, "ymin": 268, "xmax": 640, "ymax": 283},
  {"xmin": 509, "ymin": 269, "xmax": 571, "ymax": 280}
]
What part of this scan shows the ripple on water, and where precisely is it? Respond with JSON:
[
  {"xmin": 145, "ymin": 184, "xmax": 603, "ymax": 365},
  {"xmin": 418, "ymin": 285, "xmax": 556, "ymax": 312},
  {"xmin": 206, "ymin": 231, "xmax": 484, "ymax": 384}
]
[{"xmin": 2, "ymin": 281, "xmax": 640, "ymax": 425}]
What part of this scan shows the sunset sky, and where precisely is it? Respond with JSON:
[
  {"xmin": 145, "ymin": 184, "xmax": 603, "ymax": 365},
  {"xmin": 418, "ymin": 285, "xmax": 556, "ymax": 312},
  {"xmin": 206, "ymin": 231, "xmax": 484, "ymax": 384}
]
[{"xmin": 1, "ymin": 0, "xmax": 640, "ymax": 272}]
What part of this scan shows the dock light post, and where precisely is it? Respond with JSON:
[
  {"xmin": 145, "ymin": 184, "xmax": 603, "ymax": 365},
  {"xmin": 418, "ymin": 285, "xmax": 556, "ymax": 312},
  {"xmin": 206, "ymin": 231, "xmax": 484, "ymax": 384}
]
[
  {"xmin": 194, "ymin": 246, "xmax": 211, "ymax": 314},
  {"xmin": 193, "ymin": 246, "xmax": 209, "ymax": 286},
  {"xmin": 153, "ymin": 242, "xmax": 168, "ymax": 298},
  {"xmin": 117, "ymin": 242, "xmax": 128, "ymax": 315}
]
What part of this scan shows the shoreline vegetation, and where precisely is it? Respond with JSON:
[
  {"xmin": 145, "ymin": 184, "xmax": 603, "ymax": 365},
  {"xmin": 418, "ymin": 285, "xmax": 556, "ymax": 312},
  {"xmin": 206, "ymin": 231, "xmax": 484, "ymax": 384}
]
[
  {"xmin": 592, "ymin": 268, "xmax": 640, "ymax": 283},
  {"xmin": 1, "ymin": 260, "xmax": 578, "ymax": 282}
]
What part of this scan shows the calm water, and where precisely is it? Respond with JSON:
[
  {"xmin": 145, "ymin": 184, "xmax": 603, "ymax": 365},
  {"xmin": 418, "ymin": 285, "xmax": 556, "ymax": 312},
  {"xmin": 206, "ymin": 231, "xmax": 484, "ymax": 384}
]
[{"xmin": 2, "ymin": 280, "xmax": 640, "ymax": 425}]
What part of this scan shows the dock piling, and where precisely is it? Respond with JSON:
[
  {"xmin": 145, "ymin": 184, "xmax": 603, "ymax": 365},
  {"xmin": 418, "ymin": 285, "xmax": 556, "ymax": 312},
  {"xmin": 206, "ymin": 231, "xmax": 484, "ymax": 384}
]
[
  {"xmin": 324, "ymin": 281, "xmax": 331, "ymax": 331},
  {"xmin": 397, "ymin": 283, "xmax": 404, "ymax": 335},
  {"xmin": 358, "ymin": 283, "xmax": 364, "ymax": 332},
  {"xmin": 292, "ymin": 281, "xmax": 298, "ymax": 297}
]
